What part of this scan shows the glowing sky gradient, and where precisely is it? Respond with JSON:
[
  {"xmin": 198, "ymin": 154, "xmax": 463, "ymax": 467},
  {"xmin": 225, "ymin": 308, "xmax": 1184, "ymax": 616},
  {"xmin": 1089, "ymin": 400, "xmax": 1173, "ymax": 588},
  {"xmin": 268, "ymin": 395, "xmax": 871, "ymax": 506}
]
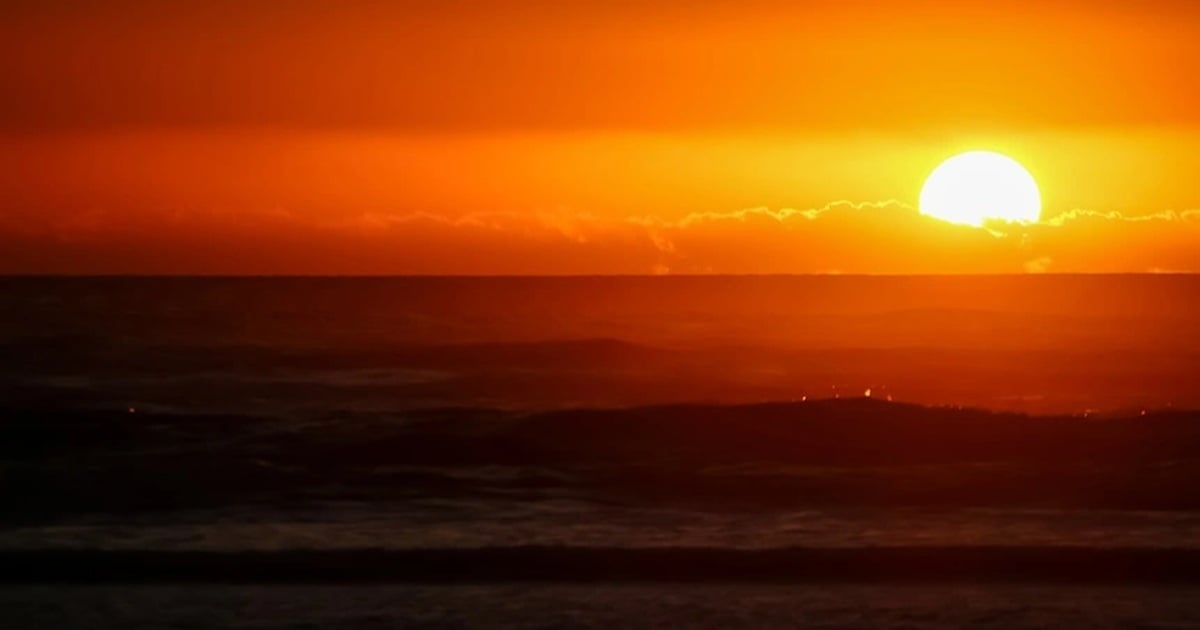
[{"xmin": 3, "ymin": 0, "xmax": 1200, "ymax": 274}]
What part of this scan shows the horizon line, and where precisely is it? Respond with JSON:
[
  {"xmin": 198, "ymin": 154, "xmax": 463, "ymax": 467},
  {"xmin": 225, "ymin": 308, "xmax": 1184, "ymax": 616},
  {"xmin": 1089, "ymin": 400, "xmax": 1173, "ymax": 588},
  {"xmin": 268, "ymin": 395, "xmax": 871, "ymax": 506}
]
[{"xmin": 2, "ymin": 272, "xmax": 1199, "ymax": 279}]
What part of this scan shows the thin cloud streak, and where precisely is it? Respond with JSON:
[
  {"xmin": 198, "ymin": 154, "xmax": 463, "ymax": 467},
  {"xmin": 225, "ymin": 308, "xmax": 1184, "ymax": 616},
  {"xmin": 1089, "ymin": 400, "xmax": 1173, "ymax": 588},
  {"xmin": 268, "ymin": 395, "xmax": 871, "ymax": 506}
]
[{"xmin": 4, "ymin": 200, "xmax": 1198, "ymax": 275}]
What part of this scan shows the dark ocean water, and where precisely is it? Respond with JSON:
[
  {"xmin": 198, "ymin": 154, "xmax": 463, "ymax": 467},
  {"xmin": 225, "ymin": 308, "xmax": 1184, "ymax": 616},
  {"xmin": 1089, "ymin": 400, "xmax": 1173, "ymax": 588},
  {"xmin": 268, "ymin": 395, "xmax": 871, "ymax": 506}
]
[
  {"xmin": 9, "ymin": 584, "xmax": 1200, "ymax": 629},
  {"xmin": 8, "ymin": 584, "xmax": 1200, "ymax": 629},
  {"xmin": 4, "ymin": 275, "xmax": 1199, "ymax": 413},
  {"xmin": 3, "ymin": 276, "xmax": 1200, "ymax": 626}
]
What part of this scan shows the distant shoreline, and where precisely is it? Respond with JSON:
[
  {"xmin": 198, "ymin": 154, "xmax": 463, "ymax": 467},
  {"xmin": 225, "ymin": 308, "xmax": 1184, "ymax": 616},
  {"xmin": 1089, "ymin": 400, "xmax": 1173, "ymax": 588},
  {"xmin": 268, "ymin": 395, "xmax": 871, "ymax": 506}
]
[{"xmin": 7, "ymin": 546, "xmax": 1200, "ymax": 585}]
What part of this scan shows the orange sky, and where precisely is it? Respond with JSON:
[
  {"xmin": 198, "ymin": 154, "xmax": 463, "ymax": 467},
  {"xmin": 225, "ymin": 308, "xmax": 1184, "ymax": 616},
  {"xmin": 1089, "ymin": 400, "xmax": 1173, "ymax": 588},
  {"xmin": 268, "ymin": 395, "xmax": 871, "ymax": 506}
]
[{"xmin": 2, "ymin": 0, "xmax": 1200, "ymax": 274}]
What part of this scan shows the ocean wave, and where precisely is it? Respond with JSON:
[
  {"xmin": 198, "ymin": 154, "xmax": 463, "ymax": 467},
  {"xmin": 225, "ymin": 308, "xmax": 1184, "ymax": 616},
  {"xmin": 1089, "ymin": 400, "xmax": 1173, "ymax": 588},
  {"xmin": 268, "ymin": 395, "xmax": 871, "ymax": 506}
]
[
  {"xmin": 6, "ymin": 400, "xmax": 1200, "ymax": 521},
  {"xmin": 6, "ymin": 546, "xmax": 1200, "ymax": 584}
]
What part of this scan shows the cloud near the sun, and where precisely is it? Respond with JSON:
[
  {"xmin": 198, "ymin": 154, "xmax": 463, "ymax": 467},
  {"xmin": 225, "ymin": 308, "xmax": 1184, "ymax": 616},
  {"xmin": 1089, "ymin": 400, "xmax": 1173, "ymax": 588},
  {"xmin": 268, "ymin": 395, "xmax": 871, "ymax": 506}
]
[{"xmin": 4, "ymin": 200, "xmax": 1200, "ymax": 275}]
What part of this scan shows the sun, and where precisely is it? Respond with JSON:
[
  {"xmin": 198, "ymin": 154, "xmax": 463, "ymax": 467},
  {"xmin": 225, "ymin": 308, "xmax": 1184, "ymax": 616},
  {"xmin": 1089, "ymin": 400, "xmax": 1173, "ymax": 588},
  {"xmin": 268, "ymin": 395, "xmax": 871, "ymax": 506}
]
[{"xmin": 919, "ymin": 151, "xmax": 1041, "ymax": 227}]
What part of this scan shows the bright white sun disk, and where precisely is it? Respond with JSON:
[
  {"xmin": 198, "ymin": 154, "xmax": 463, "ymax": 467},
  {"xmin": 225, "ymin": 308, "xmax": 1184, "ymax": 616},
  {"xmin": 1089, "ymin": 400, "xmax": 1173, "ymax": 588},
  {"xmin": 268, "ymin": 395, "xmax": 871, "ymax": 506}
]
[{"xmin": 919, "ymin": 151, "xmax": 1041, "ymax": 227}]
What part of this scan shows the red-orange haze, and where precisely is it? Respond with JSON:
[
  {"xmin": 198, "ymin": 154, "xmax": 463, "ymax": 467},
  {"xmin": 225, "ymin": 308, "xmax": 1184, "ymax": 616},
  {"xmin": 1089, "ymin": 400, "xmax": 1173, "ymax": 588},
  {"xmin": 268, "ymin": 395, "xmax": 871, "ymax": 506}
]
[{"xmin": 3, "ymin": 0, "xmax": 1200, "ymax": 274}]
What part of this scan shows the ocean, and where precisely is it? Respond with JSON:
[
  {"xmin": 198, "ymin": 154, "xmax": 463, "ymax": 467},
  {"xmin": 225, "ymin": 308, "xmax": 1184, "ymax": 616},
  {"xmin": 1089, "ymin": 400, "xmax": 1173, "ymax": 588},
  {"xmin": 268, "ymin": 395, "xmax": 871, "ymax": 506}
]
[
  {"xmin": 8, "ymin": 584, "xmax": 1200, "ymax": 629},
  {"xmin": 3, "ymin": 275, "xmax": 1200, "ymax": 627}
]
